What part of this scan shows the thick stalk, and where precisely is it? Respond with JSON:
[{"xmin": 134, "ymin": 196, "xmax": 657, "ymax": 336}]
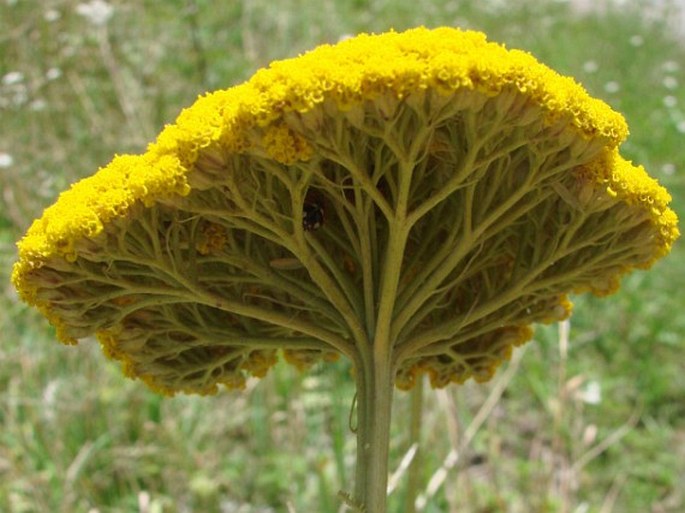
[
  {"xmin": 352, "ymin": 143, "xmax": 415, "ymax": 511},
  {"xmin": 354, "ymin": 354, "xmax": 395, "ymax": 512}
]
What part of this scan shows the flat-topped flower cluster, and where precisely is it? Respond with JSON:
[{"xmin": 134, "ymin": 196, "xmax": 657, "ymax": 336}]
[{"xmin": 12, "ymin": 27, "xmax": 679, "ymax": 394}]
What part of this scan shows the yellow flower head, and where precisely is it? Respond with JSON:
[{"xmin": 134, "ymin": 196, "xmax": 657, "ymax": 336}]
[{"xmin": 12, "ymin": 27, "xmax": 678, "ymax": 394}]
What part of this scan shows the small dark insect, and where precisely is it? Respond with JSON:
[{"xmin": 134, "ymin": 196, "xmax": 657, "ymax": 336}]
[{"xmin": 302, "ymin": 201, "xmax": 324, "ymax": 231}]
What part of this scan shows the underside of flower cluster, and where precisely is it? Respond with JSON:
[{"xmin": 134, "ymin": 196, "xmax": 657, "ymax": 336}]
[{"xmin": 12, "ymin": 27, "xmax": 679, "ymax": 395}]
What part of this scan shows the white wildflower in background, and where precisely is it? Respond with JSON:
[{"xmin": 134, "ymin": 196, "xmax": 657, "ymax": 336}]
[
  {"xmin": 663, "ymin": 96, "xmax": 678, "ymax": 108},
  {"xmin": 661, "ymin": 163, "xmax": 676, "ymax": 176},
  {"xmin": 30, "ymin": 99, "xmax": 47, "ymax": 112},
  {"xmin": 629, "ymin": 34, "xmax": 644, "ymax": 47},
  {"xmin": 677, "ymin": 120, "xmax": 685, "ymax": 134},
  {"xmin": 46, "ymin": 68, "xmax": 62, "ymax": 81},
  {"xmin": 0, "ymin": 76, "xmax": 28, "ymax": 108},
  {"xmin": 578, "ymin": 380, "xmax": 602, "ymax": 405},
  {"xmin": 662, "ymin": 60, "xmax": 680, "ymax": 73},
  {"xmin": 2, "ymin": 71, "xmax": 24, "ymax": 86},
  {"xmin": 662, "ymin": 76, "xmax": 678, "ymax": 90},
  {"xmin": 0, "ymin": 152, "xmax": 14, "ymax": 168},
  {"xmin": 582, "ymin": 60, "xmax": 599, "ymax": 74},
  {"xmin": 44, "ymin": 8, "xmax": 61, "ymax": 22},
  {"xmin": 574, "ymin": 502, "xmax": 590, "ymax": 513},
  {"xmin": 604, "ymin": 81, "xmax": 620, "ymax": 93},
  {"xmin": 76, "ymin": 0, "xmax": 114, "ymax": 27}
]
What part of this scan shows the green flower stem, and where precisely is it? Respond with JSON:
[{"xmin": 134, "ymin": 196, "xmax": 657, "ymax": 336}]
[
  {"xmin": 354, "ymin": 352, "xmax": 395, "ymax": 512},
  {"xmin": 351, "ymin": 145, "xmax": 417, "ymax": 510}
]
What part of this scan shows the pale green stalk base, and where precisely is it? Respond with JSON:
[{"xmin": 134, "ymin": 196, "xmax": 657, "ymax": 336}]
[{"xmin": 352, "ymin": 357, "xmax": 395, "ymax": 512}]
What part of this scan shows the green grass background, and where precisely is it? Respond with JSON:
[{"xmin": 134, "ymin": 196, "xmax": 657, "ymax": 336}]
[{"xmin": 1, "ymin": 0, "xmax": 684, "ymax": 512}]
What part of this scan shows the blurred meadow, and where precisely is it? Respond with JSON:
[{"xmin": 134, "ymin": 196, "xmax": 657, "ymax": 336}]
[{"xmin": 1, "ymin": 0, "xmax": 684, "ymax": 512}]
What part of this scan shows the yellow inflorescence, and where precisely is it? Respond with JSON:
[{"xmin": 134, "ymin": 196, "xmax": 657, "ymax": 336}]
[
  {"xmin": 261, "ymin": 124, "xmax": 314, "ymax": 164},
  {"xmin": 12, "ymin": 153, "xmax": 190, "ymax": 297},
  {"xmin": 13, "ymin": 26, "xmax": 636, "ymax": 290},
  {"xmin": 575, "ymin": 148, "xmax": 680, "ymax": 266},
  {"xmin": 607, "ymin": 152, "xmax": 680, "ymax": 262},
  {"xmin": 396, "ymin": 325, "xmax": 535, "ymax": 390},
  {"xmin": 11, "ymin": 27, "xmax": 679, "ymax": 394}
]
